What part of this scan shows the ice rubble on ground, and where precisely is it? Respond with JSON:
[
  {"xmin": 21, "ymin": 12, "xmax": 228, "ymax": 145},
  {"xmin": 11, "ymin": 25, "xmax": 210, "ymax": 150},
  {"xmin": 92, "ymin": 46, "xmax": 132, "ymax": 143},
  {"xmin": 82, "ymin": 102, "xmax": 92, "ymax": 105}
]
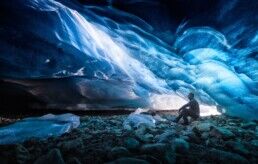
[
  {"xmin": 0, "ymin": 0, "xmax": 257, "ymax": 119},
  {"xmin": 0, "ymin": 114, "xmax": 80, "ymax": 145},
  {"xmin": 123, "ymin": 108, "xmax": 156, "ymax": 130}
]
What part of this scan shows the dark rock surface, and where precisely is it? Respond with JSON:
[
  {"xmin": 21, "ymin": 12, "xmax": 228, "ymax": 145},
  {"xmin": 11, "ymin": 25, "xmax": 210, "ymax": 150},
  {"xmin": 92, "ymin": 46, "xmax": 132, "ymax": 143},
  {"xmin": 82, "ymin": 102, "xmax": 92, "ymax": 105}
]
[
  {"xmin": 124, "ymin": 137, "xmax": 140, "ymax": 151},
  {"xmin": 0, "ymin": 114, "xmax": 257, "ymax": 163},
  {"xmin": 34, "ymin": 148, "xmax": 65, "ymax": 164}
]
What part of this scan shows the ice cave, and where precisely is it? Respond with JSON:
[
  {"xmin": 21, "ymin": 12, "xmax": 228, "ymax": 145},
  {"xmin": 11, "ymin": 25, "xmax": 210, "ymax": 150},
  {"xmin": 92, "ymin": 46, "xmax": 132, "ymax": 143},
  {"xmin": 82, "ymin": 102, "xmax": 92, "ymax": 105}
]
[{"xmin": 0, "ymin": 0, "xmax": 257, "ymax": 163}]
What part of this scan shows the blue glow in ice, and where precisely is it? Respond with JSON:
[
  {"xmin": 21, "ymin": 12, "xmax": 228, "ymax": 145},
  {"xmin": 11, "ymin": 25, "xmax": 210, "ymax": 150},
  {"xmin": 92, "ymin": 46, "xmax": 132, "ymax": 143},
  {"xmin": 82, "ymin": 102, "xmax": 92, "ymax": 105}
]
[{"xmin": 0, "ymin": 0, "xmax": 257, "ymax": 119}]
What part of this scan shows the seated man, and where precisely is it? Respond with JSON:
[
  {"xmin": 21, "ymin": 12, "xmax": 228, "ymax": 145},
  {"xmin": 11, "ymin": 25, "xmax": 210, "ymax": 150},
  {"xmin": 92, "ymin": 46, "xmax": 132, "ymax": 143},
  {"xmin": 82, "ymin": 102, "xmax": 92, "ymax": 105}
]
[{"xmin": 174, "ymin": 92, "xmax": 200, "ymax": 125}]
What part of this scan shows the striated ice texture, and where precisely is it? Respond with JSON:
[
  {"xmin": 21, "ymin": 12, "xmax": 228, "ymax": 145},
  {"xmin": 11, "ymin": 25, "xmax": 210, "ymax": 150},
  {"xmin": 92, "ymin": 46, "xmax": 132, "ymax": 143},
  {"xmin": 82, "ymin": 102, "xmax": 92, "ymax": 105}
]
[
  {"xmin": 0, "ymin": 0, "xmax": 257, "ymax": 119},
  {"xmin": 0, "ymin": 114, "xmax": 80, "ymax": 144}
]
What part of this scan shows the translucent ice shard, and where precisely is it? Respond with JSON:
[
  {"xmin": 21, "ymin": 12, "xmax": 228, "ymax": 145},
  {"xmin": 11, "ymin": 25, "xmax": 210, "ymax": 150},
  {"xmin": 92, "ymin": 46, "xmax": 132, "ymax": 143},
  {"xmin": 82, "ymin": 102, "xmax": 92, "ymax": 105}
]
[{"xmin": 0, "ymin": 114, "xmax": 80, "ymax": 145}]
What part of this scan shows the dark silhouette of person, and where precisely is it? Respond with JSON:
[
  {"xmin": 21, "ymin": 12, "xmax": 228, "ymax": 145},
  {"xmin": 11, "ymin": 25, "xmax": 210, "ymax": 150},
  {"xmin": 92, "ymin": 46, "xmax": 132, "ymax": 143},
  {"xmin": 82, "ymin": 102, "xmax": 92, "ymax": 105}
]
[{"xmin": 174, "ymin": 92, "xmax": 200, "ymax": 125}]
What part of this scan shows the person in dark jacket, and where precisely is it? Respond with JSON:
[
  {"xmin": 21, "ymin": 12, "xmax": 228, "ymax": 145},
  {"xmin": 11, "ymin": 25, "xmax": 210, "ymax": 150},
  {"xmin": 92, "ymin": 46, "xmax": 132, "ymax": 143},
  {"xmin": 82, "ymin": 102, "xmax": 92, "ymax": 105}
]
[{"xmin": 174, "ymin": 92, "xmax": 200, "ymax": 125}]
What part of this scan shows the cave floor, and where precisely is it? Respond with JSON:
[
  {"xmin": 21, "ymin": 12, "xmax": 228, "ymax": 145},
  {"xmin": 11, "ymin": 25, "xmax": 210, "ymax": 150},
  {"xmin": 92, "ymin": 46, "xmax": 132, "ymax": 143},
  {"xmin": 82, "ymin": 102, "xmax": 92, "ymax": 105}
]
[{"xmin": 0, "ymin": 113, "xmax": 257, "ymax": 164}]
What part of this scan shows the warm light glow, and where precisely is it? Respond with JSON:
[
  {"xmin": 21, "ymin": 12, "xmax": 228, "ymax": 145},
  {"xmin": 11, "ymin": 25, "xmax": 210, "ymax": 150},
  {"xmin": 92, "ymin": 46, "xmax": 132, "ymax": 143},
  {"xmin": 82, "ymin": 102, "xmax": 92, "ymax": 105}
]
[{"xmin": 150, "ymin": 94, "xmax": 221, "ymax": 116}]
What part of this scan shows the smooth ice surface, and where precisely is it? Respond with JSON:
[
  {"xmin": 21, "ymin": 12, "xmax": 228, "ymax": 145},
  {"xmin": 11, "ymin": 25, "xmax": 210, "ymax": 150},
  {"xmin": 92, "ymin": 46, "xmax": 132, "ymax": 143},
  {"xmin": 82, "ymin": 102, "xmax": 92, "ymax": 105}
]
[
  {"xmin": 0, "ymin": 0, "xmax": 257, "ymax": 119},
  {"xmin": 0, "ymin": 114, "xmax": 80, "ymax": 144}
]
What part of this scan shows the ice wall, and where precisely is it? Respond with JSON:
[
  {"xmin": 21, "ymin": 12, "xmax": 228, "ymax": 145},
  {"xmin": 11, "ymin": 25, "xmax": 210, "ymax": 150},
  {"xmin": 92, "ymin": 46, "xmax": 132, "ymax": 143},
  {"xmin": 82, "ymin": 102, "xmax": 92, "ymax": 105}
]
[{"xmin": 0, "ymin": 0, "xmax": 257, "ymax": 119}]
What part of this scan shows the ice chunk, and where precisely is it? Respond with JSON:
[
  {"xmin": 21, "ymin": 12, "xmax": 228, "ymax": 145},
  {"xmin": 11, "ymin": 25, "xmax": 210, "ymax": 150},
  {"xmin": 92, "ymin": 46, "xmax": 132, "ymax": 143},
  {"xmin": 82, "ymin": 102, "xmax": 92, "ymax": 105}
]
[
  {"xmin": 123, "ymin": 113, "xmax": 156, "ymax": 130},
  {"xmin": 0, "ymin": 113, "xmax": 80, "ymax": 145}
]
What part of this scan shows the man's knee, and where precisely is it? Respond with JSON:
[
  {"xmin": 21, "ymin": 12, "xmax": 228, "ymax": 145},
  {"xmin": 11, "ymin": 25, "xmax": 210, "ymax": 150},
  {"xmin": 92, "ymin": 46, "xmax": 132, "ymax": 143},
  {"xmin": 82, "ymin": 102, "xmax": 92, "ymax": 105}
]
[{"xmin": 180, "ymin": 108, "xmax": 187, "ymax": 114}]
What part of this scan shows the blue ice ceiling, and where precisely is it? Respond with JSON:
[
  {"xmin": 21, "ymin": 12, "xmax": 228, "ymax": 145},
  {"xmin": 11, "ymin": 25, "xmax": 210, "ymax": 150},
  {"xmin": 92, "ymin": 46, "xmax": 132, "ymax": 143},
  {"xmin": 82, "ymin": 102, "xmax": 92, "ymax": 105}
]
[{"xmin": 0, "ymin": 0, "xmax": 257, "ymax": 119}]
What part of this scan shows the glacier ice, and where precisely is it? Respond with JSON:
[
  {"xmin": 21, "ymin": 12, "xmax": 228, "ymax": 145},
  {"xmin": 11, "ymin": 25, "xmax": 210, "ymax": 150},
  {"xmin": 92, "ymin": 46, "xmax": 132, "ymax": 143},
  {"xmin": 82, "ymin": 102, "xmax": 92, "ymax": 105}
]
[
  {"xmin": 0, "ymin": 0, "xmax": 257, "ymax": 119},
  {"xmin": 175, "ymin": 27, "xmax": 230, "ymax": 54},
  {"xmin": 0, "ymin": 114, "xmax": 80, "ymax": 144}
]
